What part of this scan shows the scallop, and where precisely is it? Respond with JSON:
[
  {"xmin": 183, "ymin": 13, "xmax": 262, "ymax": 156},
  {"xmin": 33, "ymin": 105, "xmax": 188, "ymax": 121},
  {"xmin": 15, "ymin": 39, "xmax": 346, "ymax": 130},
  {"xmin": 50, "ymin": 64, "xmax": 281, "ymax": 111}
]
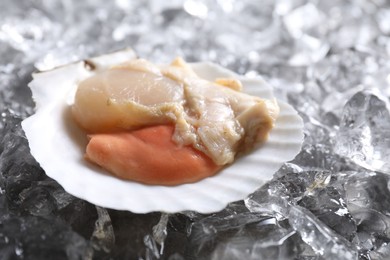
[
  {"xmin": 72, "ymin": 60, "xmax": 185, "ymax": 133},
  {"xmin": 22, "ymin": 49, "xmax": 304, "ymax": 213},
  {"xmin": 72, "ymin": 57, "xmax": 279, "ymax": 168}
]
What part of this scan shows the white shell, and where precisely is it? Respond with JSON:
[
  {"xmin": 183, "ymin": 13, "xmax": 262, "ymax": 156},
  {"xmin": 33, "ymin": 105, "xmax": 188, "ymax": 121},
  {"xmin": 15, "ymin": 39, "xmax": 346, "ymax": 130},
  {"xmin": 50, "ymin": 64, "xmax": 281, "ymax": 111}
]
[{"xmin": 22, "ymin": 49, "xmax": 304, "ymax": 213}]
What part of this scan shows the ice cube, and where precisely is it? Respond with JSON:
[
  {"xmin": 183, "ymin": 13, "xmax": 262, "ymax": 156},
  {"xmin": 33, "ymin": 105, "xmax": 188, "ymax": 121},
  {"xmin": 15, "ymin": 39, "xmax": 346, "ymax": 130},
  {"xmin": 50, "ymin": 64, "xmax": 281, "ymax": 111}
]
[
  {"xmin": 289, "ymin": 206, "xmax": 358, "ymax": 259},
  {"xmin": 335, "ymin": 91, "xmax": 390, "ymax": 174}
]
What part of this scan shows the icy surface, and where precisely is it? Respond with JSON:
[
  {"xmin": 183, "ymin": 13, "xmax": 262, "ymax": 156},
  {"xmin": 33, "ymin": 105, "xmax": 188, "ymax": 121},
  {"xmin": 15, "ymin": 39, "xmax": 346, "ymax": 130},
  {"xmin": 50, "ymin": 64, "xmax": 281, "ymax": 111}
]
[{"xmin": 1, "ymin": 0, "xmax": 390, "ymax": 259}]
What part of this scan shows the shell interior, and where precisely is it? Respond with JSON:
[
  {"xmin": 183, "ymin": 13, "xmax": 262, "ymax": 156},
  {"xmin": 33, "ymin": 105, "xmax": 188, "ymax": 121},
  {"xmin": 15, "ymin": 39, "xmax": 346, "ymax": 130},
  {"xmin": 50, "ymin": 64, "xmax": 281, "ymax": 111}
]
[{"xmin": 22, "ymin": 49, "xmax": 304, "ymax": 213}]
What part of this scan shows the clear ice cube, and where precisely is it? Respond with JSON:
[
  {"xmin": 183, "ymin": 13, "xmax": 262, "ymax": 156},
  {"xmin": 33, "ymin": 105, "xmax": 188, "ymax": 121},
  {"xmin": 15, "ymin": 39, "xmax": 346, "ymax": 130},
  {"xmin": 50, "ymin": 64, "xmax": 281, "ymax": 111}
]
[{"xmin": 335, "ymin": 91, "xmax": 390, "ymax": 174}]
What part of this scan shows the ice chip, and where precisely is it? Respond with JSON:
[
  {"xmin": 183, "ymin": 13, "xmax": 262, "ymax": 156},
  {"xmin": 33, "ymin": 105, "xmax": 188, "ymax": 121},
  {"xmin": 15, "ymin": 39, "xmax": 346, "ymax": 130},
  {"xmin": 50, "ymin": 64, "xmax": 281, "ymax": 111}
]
[
  {"xmin": 344, "ymin": 171, "xmax": 390, "ymax": 221},
  {"xmin": 289, "ymin": 205, "xmax": 358, "ymax": 259},
  {"xmin": 298, "ymin": 186, "xmax": 357, "ymax": 241},
  {"xmin": 377, "ymin": 9, "xmax": 390, "ymax": 35},
  {"xmin": 91, "ymin": 207, "xmax": 115, "ymax": 253},
  {"xmin": 288, "ymin": 35, "xmax": 330, "ymax": 66},
  {"xmin": 184, "ymin": 0, "xmax": 208, "ymax": 19},
  {"xmin": 341, "ymin": 171, "xmax": 390, "ymax": 258},
  {"xmin": 152, "ymin": 213, "xmax": 169, "ymax": 254},
  {"xmin": 283, "ymin": 3, "xmax": 326, "ymax": 39},
  {"xmin": 210, "ymin": 227, "xmax": 298, "ymax": 260},
  {"xmin": 335, "ymin": 91, "xmax": 390, "ymax": 174}
]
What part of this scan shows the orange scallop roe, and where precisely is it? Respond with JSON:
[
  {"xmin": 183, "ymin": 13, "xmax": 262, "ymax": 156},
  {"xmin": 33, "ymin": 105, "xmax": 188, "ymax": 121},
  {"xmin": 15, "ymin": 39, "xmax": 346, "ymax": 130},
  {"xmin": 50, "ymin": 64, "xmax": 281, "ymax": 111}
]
[{"xmin": 85, "ymin": 125, "xmax": 221, "ymax": 185}]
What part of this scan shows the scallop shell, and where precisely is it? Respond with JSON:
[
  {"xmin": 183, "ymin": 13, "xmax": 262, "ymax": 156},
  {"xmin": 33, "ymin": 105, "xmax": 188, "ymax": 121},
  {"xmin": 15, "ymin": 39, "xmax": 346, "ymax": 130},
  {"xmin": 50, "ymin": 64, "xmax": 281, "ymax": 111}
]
[{"xmin": 22, "ymin": 49, "xmax": 303, "ymax": 213}]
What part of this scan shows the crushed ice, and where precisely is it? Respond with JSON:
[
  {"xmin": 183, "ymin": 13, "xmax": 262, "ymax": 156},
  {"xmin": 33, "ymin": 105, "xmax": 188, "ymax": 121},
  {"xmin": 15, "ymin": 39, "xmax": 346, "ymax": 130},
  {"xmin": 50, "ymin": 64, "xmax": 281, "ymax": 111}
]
[{"xmin": 1, "ymin": 0, "xmax": 390, "ymax": 259}]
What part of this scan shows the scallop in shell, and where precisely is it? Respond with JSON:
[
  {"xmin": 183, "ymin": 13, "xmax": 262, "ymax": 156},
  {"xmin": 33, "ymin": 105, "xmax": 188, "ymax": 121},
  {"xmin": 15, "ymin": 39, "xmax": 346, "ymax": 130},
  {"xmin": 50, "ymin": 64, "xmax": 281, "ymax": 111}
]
[{"xmin": 22, "ymin": 49, "xmax": 303, "ymax": 213}]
